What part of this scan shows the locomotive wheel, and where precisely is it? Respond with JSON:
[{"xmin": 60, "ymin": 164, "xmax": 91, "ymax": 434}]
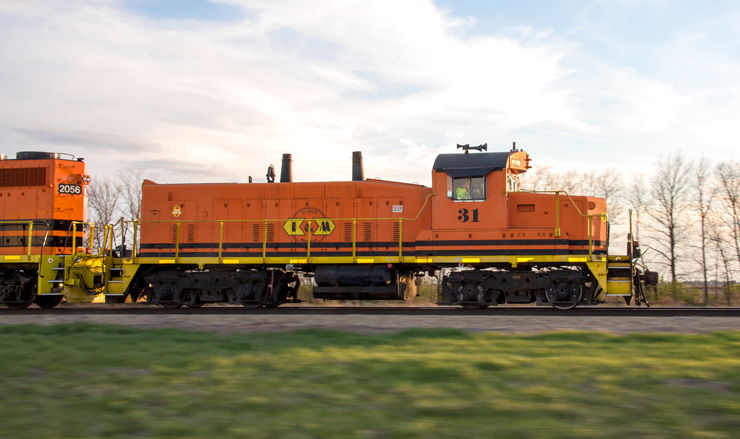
[
  {"xmin": 264, "ymin": 303, "xmax": 281, "ymax": 308},
  {"xmin": 461, "ymin": 303, "xmax": 488, "ymax": 310},
  {"xmin": 549, "ymin": 290, "xmax": 583, "ymax": 310},
  {"xmin": 159, "ymin": 302, "xmax": 183, "ymax": 309},
  {"xmin": 240, "ymin": 302, "xmax": 263, "ymax": 309},
  {"xmin": 187, "ymin": 302, "xmax": 205, "ymax": 308},
  {"xmin": 551, "ymin": 301, "xmax": 578, "ymax": 310},
  {"xmin": 547, "ymin": 281, "xmax": 583, "ymax": 310},
  {"xmin": 34, "ymin": 295, "xmax": 64, "ymax": 309},
  {"xmin": 5, "ymin": 301, "xmax": 33, "ymax": 310}
]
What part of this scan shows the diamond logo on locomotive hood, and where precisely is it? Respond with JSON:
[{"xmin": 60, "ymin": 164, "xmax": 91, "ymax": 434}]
[{"xmin": 283, "ymin": 207, "xmax": 335, "ymax": 241}]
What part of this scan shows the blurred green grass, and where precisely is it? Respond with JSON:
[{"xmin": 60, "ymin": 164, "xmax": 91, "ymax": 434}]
[{"xmin": 1, "ymin": 324, "xmax": 739, "ymax": 438}]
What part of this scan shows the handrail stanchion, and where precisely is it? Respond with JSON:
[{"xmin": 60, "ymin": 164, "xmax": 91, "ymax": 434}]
[
  {"xmin": 352, "ymin": 220, "xmax": 356, "ymax": 263},
  {"xmin": 72, "ymin": 223, "xmax": 77, "ymax": 256},
  {"xmin": 102, "ymin": 224, "xmax": 109, "ymax": 257},
  {"xmin": 307, "ymin": 219, "xmax": 312, "ymax": 262},
  {"xmin": 175, "ymin": 222, "xmax": 180, "ymax": 260},
  {"xmin": 262, "ymin": 220, "xmax": 268, "ymax": 262},
  {"xmin": 132, "ymin": 220, "xmax": 138, "ymax": 260},
  {"xmin": 88, "ymin": 223, "xmax": 95, "ymax": 254},
  {"xmin": 109, "ymin": 225, "xmax": 115, "ymax": 257},
  {"xmin": 27, "ymin": 221, "xmax": 33, "ymax": 256},
  {"xmin": 398, "ymin": 219, "xmax": 403, "ymax": 260},
  {"xmin": 555, "ymin": 191, "xmax": 561, "ymax": 238},
  {"xmin": 588, "ymin": 217, "xmax": 593, "ymax": 259},
  {"xmin": 121, "ymin": 217, "xmax": 126, "ymax": 254},
  {"xmin": 218, "ymin": 220, "xmax": 224, "ymax": 260}
]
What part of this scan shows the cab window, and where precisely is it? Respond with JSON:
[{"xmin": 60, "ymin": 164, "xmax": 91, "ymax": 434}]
[{"xmin": 447, "ymin": 176, "xmax": 486, "ymax": 200}]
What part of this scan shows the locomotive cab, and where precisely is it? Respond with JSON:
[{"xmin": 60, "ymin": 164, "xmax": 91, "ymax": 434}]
[
  {"xmin": 431, "ymin": 148, "xmax": 530, "ymax": 230},
  {"xmin": 428, "ymin": 146, "xmax": 612, "ymax": 309}
]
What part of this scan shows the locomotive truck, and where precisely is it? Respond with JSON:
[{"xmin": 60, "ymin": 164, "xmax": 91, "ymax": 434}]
[{"xmin": 0, "ymin": 145, "xmax": 655, "ymax": 310}]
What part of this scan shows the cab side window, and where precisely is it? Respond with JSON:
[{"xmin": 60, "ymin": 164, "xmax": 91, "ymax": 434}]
[{"xmin": 448, "ymin": 176, "xmax": 486, "ymax": 200}]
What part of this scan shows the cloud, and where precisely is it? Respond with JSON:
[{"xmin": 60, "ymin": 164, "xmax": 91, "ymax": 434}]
[
  {"xmin": 1, "ymin": 0, "xmax": 739, "ymax": 185},
  {"xmin": 15, "ymin": 127, "xmax": 163, "ymax": 152},
  {"xmin": 117, "ymin": 158, "xmax": 233, "ymax": 181}
]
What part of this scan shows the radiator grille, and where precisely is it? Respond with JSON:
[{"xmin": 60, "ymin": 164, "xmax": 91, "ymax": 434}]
[
  {"xmin": 252, "ymin": 223, "xmax": 261, "ymax": 242},
  {"xmin": 267, "ymin": 223, "xmax": 275, "ymax": 242},
  {"xmin": 363, "ymin": 221, "xmax": 372, "ymax": 242},
  {"xmin": 343, "ymin": 222, "xmax": 353, "ymax": 241},
  {"xmin": 187, "ymin": 224, "xmax": 196, "ymax": 243},
  {"xmin": 170, "ymin": 224, "xmax": 178, "ymax": 243},
  {"xmin": 0, "ymin": 167, "xmax": 47, "ymax": 187},
  {"xmin": 392, "ymin": 221, "xmax": 400, "ymax": 242}
]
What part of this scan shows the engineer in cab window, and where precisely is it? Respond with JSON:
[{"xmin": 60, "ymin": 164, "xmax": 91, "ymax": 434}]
[{"xmin": 456, "ymin": 180, "xmax": 470, "ymax": 199}]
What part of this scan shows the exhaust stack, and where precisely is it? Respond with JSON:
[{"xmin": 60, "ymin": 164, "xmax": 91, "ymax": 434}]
[
  {"xmin": 280, "ymin": 153, "xmax": 292, "ymax": 183},
  {"xmin": 352, "ymin": 151, "xmax": 364, "ymax": 181}
]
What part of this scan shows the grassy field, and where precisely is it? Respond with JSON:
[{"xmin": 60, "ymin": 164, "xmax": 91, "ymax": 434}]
[{"xmin": 1, "ymin": 325, "xmax": 739, "ymax": 438}]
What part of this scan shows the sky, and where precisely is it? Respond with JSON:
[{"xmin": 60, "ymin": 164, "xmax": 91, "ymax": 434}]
[{"xmin": 1, "ymin": 0, "xmax": 739, "ymax": 185}]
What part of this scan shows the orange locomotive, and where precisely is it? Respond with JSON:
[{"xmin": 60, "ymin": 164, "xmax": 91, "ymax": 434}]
[
  {"xmin": 0, "ymin": 152, "xmax": 91, "ymax": 308},
  {"xmin": 126, "ymin": 144, "xmax": 652, "ymax": 309}
]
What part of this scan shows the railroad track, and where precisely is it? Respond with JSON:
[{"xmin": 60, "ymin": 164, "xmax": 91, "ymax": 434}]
[{"xmin": 3, "ymin": 306, "xmax": 740, "ymax": 317}]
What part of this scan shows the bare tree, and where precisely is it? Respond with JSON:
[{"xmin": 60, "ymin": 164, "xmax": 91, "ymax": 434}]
[
  {"xmin": 520, "ymin": 164, "xmax": 556, "ymax": 191},
  {"xmin": 710, "ymin": 221, "xmax": 735, "ymax": 306},
  {"xmin": 558, "ymin": 169, "xmax": 584, "ymax": 195},
  {"xmin": 646, "ymin": 151, "xmax": 693, "ymax": 283},
  {"xmin": 87, "ymin": 176, "xmax": 120, "ymax": 251},
  {"xmin": 588, "ymin": 168, "xmax": 623, "ymax": 220},
  {"xmin": 692, "ymin": 157, "xmax": 714, "ymax": 304},
  {"xmin": 587, "ymin": 168, "xmax": 624, "ymax": 240},
  {"xmin": 715, "ymin": 161, "xmax": 740, "ymax": 269},
  {"xmin": 117, "ymin": 168, "xmax": 148, "ymax": 220},
  {"xmin": 625, "ymin": 173, "xmax": 648, "ymax": 241},
  {"xmin": 115, "ymin": 168, "xmax": 154, "ymax": 255}
]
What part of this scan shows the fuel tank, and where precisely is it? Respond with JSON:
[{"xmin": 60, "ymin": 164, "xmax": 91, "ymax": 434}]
[{"xmin": 314, "ymin": 265, "xmax": 392, "ymax": 287}]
